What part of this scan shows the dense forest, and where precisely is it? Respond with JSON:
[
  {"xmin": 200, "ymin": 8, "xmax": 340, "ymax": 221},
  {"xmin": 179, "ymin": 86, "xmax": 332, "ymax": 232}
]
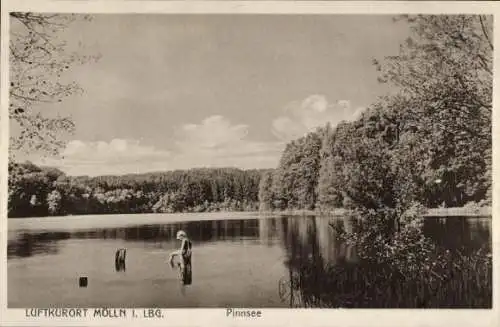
[
  {"xmin": 259, "ymin": 15, "xmax": 492, "ymax": 212},
  {"xmin": 8, "ymin": 162, "xmax": 265, "ymax": 217},
  {"xmin": 258, "ymin": 99, "xmax": 491, "ymax": 211}
]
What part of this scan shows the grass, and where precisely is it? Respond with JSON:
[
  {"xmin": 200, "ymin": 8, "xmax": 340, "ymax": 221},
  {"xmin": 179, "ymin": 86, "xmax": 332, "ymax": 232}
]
[{"xmin": 280, "ymin": 247, "xmax": 492, "ymax": 308}]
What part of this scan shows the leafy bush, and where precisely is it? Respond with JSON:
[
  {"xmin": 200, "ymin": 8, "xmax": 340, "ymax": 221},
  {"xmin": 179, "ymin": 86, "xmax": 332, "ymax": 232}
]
[
  {"xmin": 281, "ymin": 203, "xmax": 491, "ymax": 308},
  {"xmin": 282, "ymin": 202, "xmax": 493, "ymax": 308}
]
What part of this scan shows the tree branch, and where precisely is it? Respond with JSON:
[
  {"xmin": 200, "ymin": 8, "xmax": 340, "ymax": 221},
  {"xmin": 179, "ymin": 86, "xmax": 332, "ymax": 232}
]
[{"xmin": 479, "ymin": 15, "xmax": 494, "ymax": 51}]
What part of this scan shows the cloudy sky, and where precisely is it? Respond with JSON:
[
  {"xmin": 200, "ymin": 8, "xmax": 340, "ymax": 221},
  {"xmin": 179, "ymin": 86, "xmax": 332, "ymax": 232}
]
[{"xmin": 14, "ymin": 14, "xmax": 412, "ymax": 176}]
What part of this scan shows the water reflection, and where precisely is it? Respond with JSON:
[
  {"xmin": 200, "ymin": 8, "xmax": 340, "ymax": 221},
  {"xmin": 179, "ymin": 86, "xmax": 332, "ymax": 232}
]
[
  {"xmin": 279, "ymin": 216, "xmax": 357, "ymax": 267},
  {"xmin": 8, "ymin": 216, "xmax": 490, "ymax": 261},
  {"xmin": 7, "ymin": 231, "xmax": 71, "ymax": 258},
  {"xmin": 423, "ymin": 217, "xmax": 491, "ymax": 253},
  {"xmin": 258, "ymin": 218, "xmax": 275, "ymax": 247},
  {"xmin": 278, "ymin": 216, "xmax": 492, "ymax": 308},
  {"xmin": 7, "ymin": 215, "xmax": 491, "ymax": 308},
  {"xmin": 7, "ymin": 219, "xmax": 262, "ymax": 259},
  {"xmin": 278, "ymin": 216, "xmax": 360, "ymax": 307}
]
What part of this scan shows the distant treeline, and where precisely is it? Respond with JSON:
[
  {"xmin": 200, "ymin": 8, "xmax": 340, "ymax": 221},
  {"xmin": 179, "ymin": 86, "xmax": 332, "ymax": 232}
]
[
  {"xmin": 8, "ymin": 162, "xmax": 265, "ymax": 218},
  {"xmin": 258, "ymin": 97, "xmax": 492, "ymax": 212}
]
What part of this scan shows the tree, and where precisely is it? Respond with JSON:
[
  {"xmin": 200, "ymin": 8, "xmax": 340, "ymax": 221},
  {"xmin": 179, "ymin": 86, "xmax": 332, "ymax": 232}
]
[
  {"xmin": 294, "ymin": 133, "xmax": 322, "ymax": 209},
  {"xmin": 152, "ymin": 192, "xmax": 186, "ymax": 213},
  {"xmin": 317, "ymin": 123, "xmax": 346, "ymax": 209},
  {"xmin": 258, "ymin": 170, "xmax": 274, "ymax": 211},
  {"xmin": 374, "ymin": 15, "xmax": 493, "ymax": 207},
  {"xmin": 317, "ymin": 156, "xmax": 343, "ymax": 209},
  {"xmin": 9, "ymin": 13, "xmax": 98, "ymax": 156},
  {"xmin": 375, "ymin": 15, "xmax": 492, "ymax": 108},
  {"xmin": 47, "ymin": 189, "xmax": 62, "ymax": 215}
]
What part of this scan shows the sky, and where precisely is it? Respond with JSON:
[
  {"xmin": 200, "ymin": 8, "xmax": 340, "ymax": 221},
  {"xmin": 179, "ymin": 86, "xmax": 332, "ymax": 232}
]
[{"xmin": 13, "ymin": 14, "xmax": 413, "ymax": 176}]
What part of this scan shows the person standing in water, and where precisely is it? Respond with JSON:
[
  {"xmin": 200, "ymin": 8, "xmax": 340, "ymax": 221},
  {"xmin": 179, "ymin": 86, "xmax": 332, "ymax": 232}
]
[{"xmin": 169, "ymin": 230, "xmax": 192, "ymax": 285}]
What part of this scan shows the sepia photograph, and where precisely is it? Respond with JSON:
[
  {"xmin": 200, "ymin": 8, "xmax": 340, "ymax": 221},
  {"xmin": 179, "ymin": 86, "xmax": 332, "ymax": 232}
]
[{"xmin": 2, "ymin": 2, "xmax": 495, "ymax": 318}]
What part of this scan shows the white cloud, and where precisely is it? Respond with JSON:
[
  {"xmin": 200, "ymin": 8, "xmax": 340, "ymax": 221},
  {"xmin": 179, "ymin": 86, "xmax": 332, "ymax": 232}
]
[
  {"xmin": 60, "ymin": 139, "xmax": 171, "ymax": 163},
  {"xmin": 173, "ymin": 115, "xmax": 283, "ymax": 169},
  {"xmin": 272, "ymin": 94, "xmax": 366, "ymax": 141},
  {"xmin": 36, "ymin": 116, "xmax": 284, "ymax": 176},
  {"xmin": 38, "ymin": 139, "xmax": 172, "ymax": 176},
  {"xmin": 175, "ymin": 115, "xmax": 249, "ymax": 150},
  {"xmin": 33, "ymin": 100, "xmax": 365, "ymax": 176}
]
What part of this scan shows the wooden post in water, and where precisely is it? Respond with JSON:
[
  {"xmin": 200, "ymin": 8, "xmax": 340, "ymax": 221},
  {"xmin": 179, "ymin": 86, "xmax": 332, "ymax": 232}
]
[
  {"xmin": 115, "ymin": 248, "xmax": 127, "ymax": 272},
  {"xmin": 79, "ymin": 276, "xmax": 88, "ymax": 287}
]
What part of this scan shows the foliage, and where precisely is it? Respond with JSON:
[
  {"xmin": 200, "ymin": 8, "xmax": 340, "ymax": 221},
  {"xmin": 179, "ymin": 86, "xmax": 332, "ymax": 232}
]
[
  {"xmin": 8, "ymin": 161, "xmax": 64, "ymax": 217},
  {"xmin": 263, "ymin": 132, "xmax": 322, "ymax": 210},
  {"xmin": 8, "ymin": 162, "xmax": 264, "ymax": 217},
  {"xmin": 259, "ymin": 14, "xmax": 492, "ymax": 212},
  {"xmin": 258, "ymin": 170, "xmax": 274, "ymax": 211},
  {"xmin": 47, "ymin": 190, "xmax": 62, "ymax": 215},
  {"xmin": 336, "ymin": 203, "xmax": 438, "ymax": 277},
  {"xmin": 375, "ymin": 15, "xmax": 492, "ymax": 106},
  {"xmin": 269, "ymin": 17, "xmax": 493, "ymax": 308},
  {"xmin": 279, "ymin": 203, "xmax": 491, "ymax": 308},
  {"xmin": 283, "ymin": 247, "xmax": 491, "ymax": 308},
  {"xmin": 9, "ymin": 13, "xmax": 98, "ymax": 156},
  {"xmin": 375, "ymin": 15, "xmax": 492, "ymax": 208}
]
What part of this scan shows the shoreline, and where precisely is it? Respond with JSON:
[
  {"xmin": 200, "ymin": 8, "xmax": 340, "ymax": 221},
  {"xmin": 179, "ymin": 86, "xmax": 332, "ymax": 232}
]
[
  {"xmin": 7, "ymin": 206, "xmax": 492, "ymax": 232},
  {"xmin": 271, "ymin": 206, "xmax": 492, "ymax": 218}
]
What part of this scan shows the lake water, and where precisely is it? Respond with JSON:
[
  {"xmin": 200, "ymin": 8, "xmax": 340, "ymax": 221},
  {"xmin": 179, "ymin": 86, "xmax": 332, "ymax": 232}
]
[{"xmin": 7, "ymin": 213, "xmax": 491, "ymax": 308}]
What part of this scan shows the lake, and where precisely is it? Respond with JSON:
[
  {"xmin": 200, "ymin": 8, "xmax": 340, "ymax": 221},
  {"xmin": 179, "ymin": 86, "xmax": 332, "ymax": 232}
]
[{"xmin": 7, "ymin": 213, "xmax": 492, "ymax": 308}]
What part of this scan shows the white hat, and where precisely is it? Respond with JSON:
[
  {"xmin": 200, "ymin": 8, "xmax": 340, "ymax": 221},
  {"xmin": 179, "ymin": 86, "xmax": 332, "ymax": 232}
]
[{"xmin": 176, "ymin": 230, "xmax": 187, "ymax": 240}]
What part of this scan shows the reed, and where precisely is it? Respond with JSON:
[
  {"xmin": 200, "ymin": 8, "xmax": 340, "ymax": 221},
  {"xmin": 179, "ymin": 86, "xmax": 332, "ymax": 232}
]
[{"xmin": 280, "ymin": 247, "xmax": 491, "ymax": 308}]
